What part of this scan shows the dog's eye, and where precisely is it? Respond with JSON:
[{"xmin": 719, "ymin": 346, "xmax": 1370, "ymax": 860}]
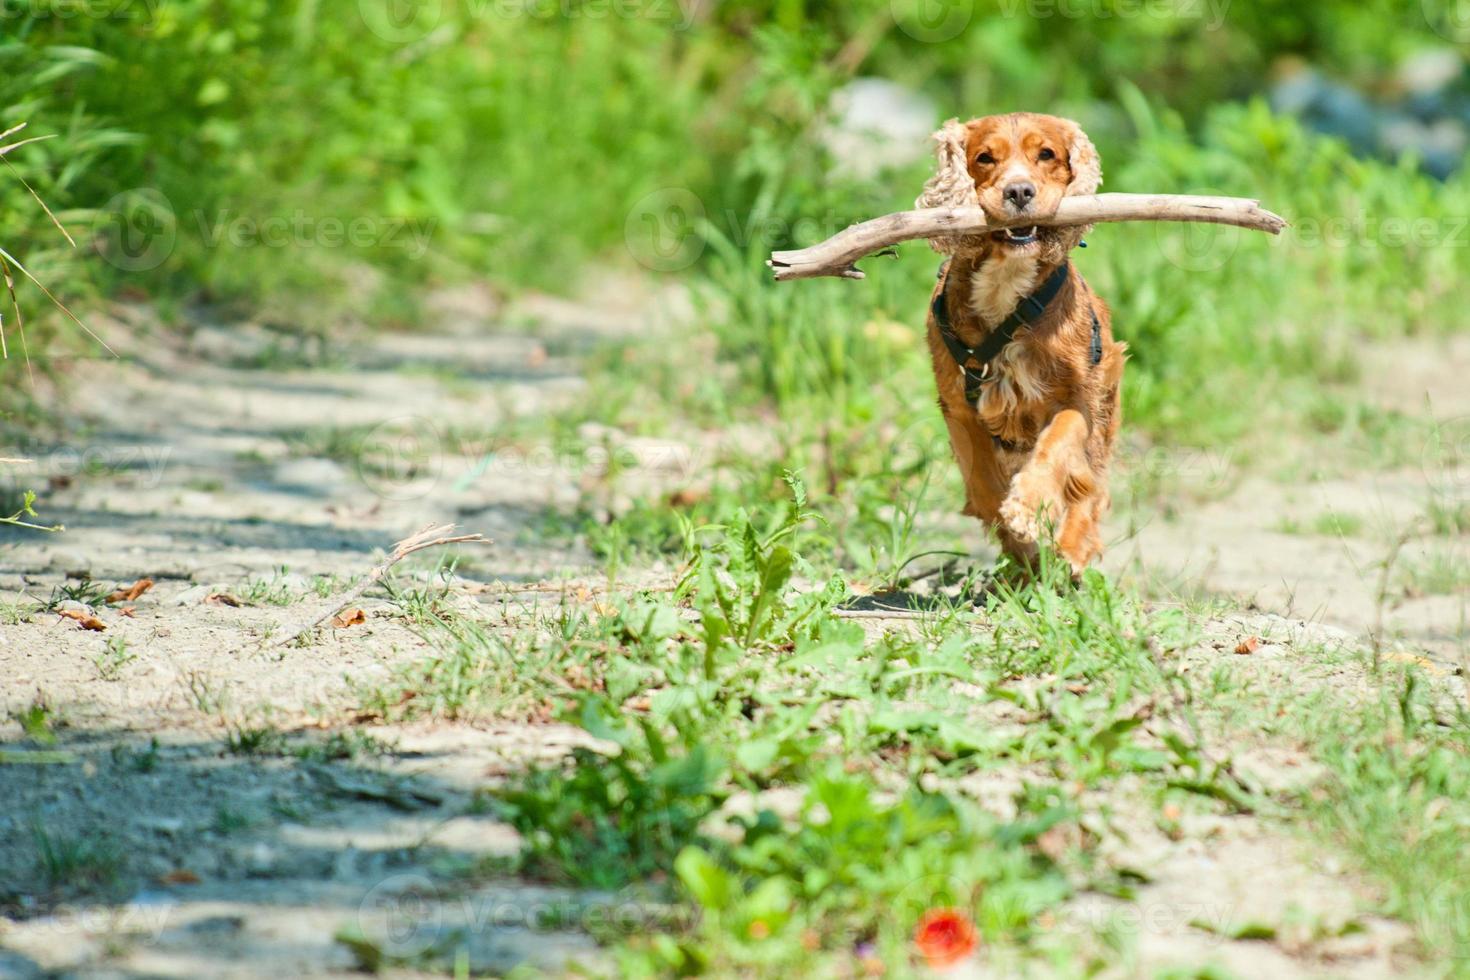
[
  {"xmin": 1038, "ymin": 147, "xmax": 1055, "ymax": 161},
  {"xmin": 975, "ymin": 152, "xmax": 995, "ymax": 165}
]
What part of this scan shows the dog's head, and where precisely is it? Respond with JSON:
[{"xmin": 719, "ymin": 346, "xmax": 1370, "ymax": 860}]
[{"xmin": 916, "ymin": 113, "xmax": 1100, "ymax": 259}]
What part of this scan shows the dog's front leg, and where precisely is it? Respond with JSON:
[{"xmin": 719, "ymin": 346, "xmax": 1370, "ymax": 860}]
[{"xmin": 998, "ymin": 408, "xmax": 1095, "ymax": 550}]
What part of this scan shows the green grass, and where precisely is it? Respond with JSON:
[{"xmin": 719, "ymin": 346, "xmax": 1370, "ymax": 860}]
[
  {"xmin": 361, "ymin": 493, "xmax": 1202, "ymax": 969},
  {"xmin": 224, "ymin": 723, "xmax": 288, "ymax": 757},
  {"xmin": 1400, "ymin": 548, "xmax": 1470, "ymax": 597},
  {"xmin": 355, "ymin": 482, "xmax": 1470, "ymax": 972},
  {"xmin": 1278, "ymin": 510, "xmax": 1366, "ymax": 538},
  {"xmin": 42, "ymin": 578, "xmax": 108, "ymax": 612},
  {"xmin": 235, "ymin": 568, "xmax": 344, "ymax": 607},
  {"xmin": 11, "ymin": 695, "xmax": 58, "ymax": 745},
  {"xmin": 110, "ymin": 737, "xmax": 160, "ymax": 774},
  {"xmin": 1426, "ymin": 499, "xmax": 1470, "ymax": 537},
  {"xmin": 0, "ymin": 594, "xmax": 38, "ymax": 626},
  {"xmin": 93, "ymin": 635, "xmax": 136, "ymax": 681},
  {"xmin": 357, "ymin": 604, "xmax": 598, "ymax": 722},
  {"xmin": 32, "ymin": 821, "xmax": 123, "ymax": 891},
  {"xmin": 381, "ymin": 567, "xmax": 458, "ymax": 627}
]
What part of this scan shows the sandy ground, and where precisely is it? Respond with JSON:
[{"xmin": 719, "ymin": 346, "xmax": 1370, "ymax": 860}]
[
  {"xmin": 1108, "ymin": 333, "xmax": 1470, "ymax": 667},
  {"xmin": 1, "ymin": 284, "xmax": 1464, "ymax": 977}
]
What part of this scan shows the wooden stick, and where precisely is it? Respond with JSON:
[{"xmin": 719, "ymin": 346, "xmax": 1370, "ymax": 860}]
[
  {"xmin": 767, "ymin": 193, "xmax": 1287, "ymax": 281},
  {"xmin": 274, "ymin": 523, "xmax": 489, "ymax": 648}
]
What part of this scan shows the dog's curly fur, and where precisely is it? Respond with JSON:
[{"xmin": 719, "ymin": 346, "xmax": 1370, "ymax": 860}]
[{"xmin": 920, "ymin": 113, "xmax": 1126, "ymax": 576}]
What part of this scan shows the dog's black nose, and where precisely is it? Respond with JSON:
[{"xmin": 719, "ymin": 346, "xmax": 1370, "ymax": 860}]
[{"xmin": 1003, "ymin": 181, "xmax": 1036, "ymax": 210}]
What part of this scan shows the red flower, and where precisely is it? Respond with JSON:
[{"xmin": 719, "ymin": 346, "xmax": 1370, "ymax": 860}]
[{"xmin": 913, "ymin": 908, "xmax": 978, "ymax": 970}]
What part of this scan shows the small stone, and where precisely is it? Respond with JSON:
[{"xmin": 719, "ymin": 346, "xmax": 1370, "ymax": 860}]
[
  {"xmin": 1397, "ymin": 48, "xmax": 1464, "ymax": 95},
  {"xmin": 169, "ymin": 584, "xmax": 216, "ymax": 606},
  {"xmin": 273, "ymin": 458, "xmax": 349, "ymax": 492},
  {"xmin": 822, "ymin": 78, "xmax": 937, "ymax": 181},
  {"xmin": 138, "ymin": 815, "xmax": 186, "ymax": 836}
]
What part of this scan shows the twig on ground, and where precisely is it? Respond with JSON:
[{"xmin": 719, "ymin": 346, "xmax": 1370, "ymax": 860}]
[
  {"xmin": 274, "ymin": 523, "xmax": 489, "ymax": 648},
  {"xmin": 1370, "ymin": 523, "xmax": 1418, "ymax": 671},
  {"xmin": 833, "ymin": 607, "xmax": 932, "ymax": 620},
  {"xmin": 766, "ymin": 193, "xmax": 1287, "ymax": 281},
  {"xmin": 467, "ymin": 580, "xmax": 676, "ymax": 598}
]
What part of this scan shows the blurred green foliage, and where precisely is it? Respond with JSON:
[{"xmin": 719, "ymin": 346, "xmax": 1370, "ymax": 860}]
[{"xmin": 0, "ymin": 0, "xmax": 1464, "ymax": 442}]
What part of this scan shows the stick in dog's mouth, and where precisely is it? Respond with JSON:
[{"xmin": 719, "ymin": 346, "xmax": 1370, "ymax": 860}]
[{"xmin": 766, "ymin": 194, "xmax": 1287, "ymax": 281}]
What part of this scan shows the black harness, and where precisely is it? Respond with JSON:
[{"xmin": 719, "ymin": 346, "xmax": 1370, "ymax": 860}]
[{"xmin": 933, "ymin": 259, "xmax": 1103, "ymax": 406}]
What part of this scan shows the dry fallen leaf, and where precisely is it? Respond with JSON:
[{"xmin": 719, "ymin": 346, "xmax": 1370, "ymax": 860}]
[
  {"xmin": 158, "ymin": 869, "xmax": 201, "ymax": 885},
  {"xmin": 668, "ymin": 486, "xmax": 709, "ymax": 508},
  {"xmin": 205, "ymin": 592, "xmax": 244, "ymax": 607},
  {"xmin": 1385, "ymin": 651, "xmax": 1444, "ymax": 675},
  {"xmin": 1035, "ymin": 825, "xmax": 1074, "ymax": 862},
  {"xmin": 57, "ymin": 609, "xmax": 106, "ymax": 632},
  {"xmin": 106, "ymin": 578, "xmax": 154, "ymax": 603},
  {"xmin": 1234, "ymin": 636, "xmax": 1262, "ymax": 655},
  {"xmin": 331, "ymin": 608, "xmax": 367, "ymax": 629},
  {"xmin": 118, "ymin": 607, "xmax": 137, "ymax": 618}
]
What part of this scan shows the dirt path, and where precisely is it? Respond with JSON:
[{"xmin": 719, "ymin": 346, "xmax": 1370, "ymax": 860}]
[
  {"xmin": 0, "ymin": 287, "xmax": 666, "ymax": 977},
  {"xmin": 0, "ymin": 290, "xmax": 1460, "ymax": 977}
]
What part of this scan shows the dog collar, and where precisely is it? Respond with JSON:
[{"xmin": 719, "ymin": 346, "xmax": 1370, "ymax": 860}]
[{"xmin": 933, "ymin": 259, "xmax": 1101, "ymax": 405}]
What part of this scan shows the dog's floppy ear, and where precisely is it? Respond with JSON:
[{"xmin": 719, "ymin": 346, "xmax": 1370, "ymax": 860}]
[
  {"xmin": 915, "ymin": 118, "xmax": 976, "ymax": 211},
  {"xmin": 1063, "ymin": 119, "xmax": 1102, "ymax": 196},
  {"xmin": 916, "ymin": 118, "xmax": 980, "ymax": 254}
]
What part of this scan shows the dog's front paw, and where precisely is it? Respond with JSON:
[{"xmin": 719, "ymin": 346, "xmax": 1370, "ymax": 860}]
[{"xmin": 999, "ymin": 492, "xmax": 1043, "ymax": 544}]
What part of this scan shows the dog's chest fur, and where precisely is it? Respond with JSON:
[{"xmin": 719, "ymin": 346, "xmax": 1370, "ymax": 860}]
[{"xmin": 956, "ymin": 252, "xmax": 1057, "ymax": 448}]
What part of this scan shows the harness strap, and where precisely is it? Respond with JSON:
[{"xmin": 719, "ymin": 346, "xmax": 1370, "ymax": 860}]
[{"xmin": 933, "ymin": 259, "xmax": 1102, "ymax": 406}]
